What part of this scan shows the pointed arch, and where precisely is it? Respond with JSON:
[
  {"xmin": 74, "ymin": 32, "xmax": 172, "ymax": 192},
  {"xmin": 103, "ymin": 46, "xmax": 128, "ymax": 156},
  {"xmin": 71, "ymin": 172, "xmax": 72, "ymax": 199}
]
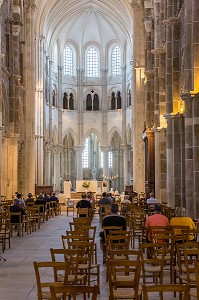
[
  {"xmin": 62, "ymin": 127, "xmax": 78, "ymax": 146},
  {"xmin": 108, "ymin": 126, "xmax": 122, "ymax": 146}
]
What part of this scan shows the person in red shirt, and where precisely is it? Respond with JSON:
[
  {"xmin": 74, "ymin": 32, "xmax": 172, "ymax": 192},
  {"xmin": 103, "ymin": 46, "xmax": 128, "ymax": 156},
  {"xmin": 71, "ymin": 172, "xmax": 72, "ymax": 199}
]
[{"xmin": 145, "ymin": 203, "xmax": 169, "ymax": 242}]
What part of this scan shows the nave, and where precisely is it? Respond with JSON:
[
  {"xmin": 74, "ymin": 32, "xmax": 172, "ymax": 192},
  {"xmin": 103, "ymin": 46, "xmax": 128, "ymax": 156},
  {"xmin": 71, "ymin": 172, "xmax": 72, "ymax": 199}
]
[{"xmin": 0, "ymin": 210, "xmax": 181, "ymax": 300}]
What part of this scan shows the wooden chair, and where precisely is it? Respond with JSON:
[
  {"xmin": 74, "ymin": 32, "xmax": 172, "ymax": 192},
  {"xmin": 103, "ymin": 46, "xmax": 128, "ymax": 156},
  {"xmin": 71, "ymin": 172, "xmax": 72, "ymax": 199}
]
[
  {"xmin": 77, "ymin": 207, "xmax": 89, "ymax": 218},
  {"xmin": 129, "ymin": 214, "xmax": 146, "ymax": 248},
  {"xmin": 50, "ymin": 248, "xmax": 87, "ymax": 286},
  {"xmin": 190, "ymin": 261, "xmax": 199, "ymax": 298},
  {"xmin": 139, "ymin": 242, "xmax": 166, "ymax": 284},
  {"xmin": 33, "ymin": 261, "xmax": 71, "ymax": 300},
  {"xmin": 67, "ymin": 240, "xmax": 100, "ymax": 289},
  {"xmin": 107, "ymin": 230, "xmax": 131, "ymax": 252},
  {"xmin": 142, "ymin": 284, "xmax": 190, "ymax": 300},
  {"xmin": 107, "ymin": 259, "xmax": 142, "ymax": 300},
  {"xmin": 66, "ymin": 199, "xmax": 75, "ymax": 216},
  {"xmin": 99, "ymin": 204, "xmax": 111, "ymax": 224},
  {"xmin": 73, "ymin": 217, "xmax": 91, "ymax": 226},
  {"xmin": 102, "ymin": 226, "xmax": 123, "ymax": 264},
  {"xmin": 170, "ymin": 225, "xmax": 190, "ymax": 243},
  {"xmin": 50, "ymin": 284, "xmax": 99, "ymax": 300},
  {"xmin": 9, "ymin": 211, "xmax": 24, "ymax": 237}
]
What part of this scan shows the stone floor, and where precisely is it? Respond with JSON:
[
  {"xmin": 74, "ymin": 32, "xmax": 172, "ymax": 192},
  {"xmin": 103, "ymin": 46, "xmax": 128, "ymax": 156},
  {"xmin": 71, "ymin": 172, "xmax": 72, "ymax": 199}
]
[{"xmin": 0, "ymin": 209, "xmax": 186, "ymax": 299}]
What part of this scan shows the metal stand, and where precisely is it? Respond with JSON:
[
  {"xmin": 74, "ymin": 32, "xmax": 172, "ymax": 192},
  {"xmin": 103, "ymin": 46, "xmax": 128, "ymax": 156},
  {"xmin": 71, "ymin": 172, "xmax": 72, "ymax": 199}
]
[{"xmin": 0, "ymin": 255, "xmax": 6, "ymax": 261}]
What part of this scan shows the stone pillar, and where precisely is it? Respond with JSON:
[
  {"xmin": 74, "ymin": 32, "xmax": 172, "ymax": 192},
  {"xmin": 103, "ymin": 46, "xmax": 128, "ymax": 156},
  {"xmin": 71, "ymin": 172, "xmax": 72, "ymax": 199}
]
[
  {"xmin": 49, "ymin": 60, "xmax": 53, "ymax": 143},
  {"xmin": 165, "ymin": 0, "xmax": 173, "ymax": 114},
  {"xmin": 76, "ymin": 69, "xmax": 84, "ymax": 144},
  {"xmin": 35, "ymin": 34, "xmax": 44, "ymax": 186},
  {"xmin": 44, "ymin": 145, "xmax": 51, "ymax": 186},
  {"xmin": 2, "ymin": 135, "xmax": 19, "ymax": 199},
  {"xmin": 132, "ymin": 2, "xmax": 145, "ymax": 193},
  {"xmin": 101, "ymin": 69, "xmax": 108, "ymax": 146},
  {"xmin": 184, "ymin": 0, "xmax": 193, "ymax": 92},
  {"xmin": 101, "ymin": 146, "xmax": 109, "ymax": 179},
  {"xmin": 122, "ymin": 145, "xmax": 130, "ymax": 187},
  {"xmin": 0, "ymin": 52, "xmax": 4, "ymax": 196},
  {"xmin": 165, "ymin": 114, "xmax": 174, "ymax": 207},
  {"xmin": 74, "ymin": 146, "xmax": 84, "ymax": 180},
  {"xmin": 154, "ymin": 128, "xmax": 167, "ymax": 203},
  {"xmin": 58, "ymin": 65, "xmax": 63, "ymax": 145},
  {"xmin": 23, "ymin": 3, "xmax": 37, "ymax": 194},
  {"xmin": 53, "ymin": 148, "xmax": 61, "ymax": 192},
  {"xmin": 193, "ymin": 94, "xmax": 199, "ymax": 218}
]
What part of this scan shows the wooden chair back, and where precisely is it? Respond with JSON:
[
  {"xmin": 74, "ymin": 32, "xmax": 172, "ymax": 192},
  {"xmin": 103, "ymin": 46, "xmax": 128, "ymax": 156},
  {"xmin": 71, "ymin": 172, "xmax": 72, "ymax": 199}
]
[
  {"xmin": 33, "ymin": 261, "xmax": 71, "ymax": 300},
  {"xmin": 142, "ymin": 284, "xmax": 190, "ymax": 300},
  {"xmin": 50, "ymin": 284, "xmax": 99, "ymax": 300}
]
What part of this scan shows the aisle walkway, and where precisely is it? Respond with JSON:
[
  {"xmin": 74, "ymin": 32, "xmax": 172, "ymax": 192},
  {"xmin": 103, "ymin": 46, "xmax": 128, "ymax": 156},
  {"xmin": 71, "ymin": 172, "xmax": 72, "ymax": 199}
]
[{"xmin": 0, "ymin": 212, "xmax": 108, "ymax": 299}]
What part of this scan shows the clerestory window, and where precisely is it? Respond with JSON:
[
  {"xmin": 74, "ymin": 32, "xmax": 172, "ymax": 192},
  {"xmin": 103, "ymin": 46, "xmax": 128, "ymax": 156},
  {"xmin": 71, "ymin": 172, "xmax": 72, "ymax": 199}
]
[
  {"xmin": 112, "ymin": 46, "xmax": 121, "ymax": 76},
  {"xmin": 86, "ymin": 47, "xmax": 99, "ymax": 77},
  {"xmin": 63, "ymin": 46, "xmax": 73, "ymax": 76}
]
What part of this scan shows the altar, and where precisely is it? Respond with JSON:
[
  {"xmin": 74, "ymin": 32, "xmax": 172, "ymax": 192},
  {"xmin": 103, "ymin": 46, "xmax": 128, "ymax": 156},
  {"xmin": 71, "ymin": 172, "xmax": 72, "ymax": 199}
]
[{"xmin": 76, "ymin": 180, "xmax": 107, "ymax": 193}]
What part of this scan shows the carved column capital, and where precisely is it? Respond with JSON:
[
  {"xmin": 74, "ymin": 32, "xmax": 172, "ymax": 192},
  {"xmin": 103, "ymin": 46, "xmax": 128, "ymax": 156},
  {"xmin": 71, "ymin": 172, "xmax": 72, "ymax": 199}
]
[
  {"xmin": 144, "ymin": 19, "xmax": 153, "ymax": 33},
  {"xmin": 12, "ymin": 25, "xmax": 21, "ymax": 37}
]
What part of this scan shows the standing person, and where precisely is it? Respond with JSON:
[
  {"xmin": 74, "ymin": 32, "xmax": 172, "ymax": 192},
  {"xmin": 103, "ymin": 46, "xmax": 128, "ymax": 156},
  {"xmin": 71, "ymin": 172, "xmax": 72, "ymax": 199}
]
[
  {"xmin": 145, "ymin": 203, "xmax": 169, "ymax": 242},
  {"xmin": 170, "ymin": 207, "xmax": 196, "ymax": 241}
]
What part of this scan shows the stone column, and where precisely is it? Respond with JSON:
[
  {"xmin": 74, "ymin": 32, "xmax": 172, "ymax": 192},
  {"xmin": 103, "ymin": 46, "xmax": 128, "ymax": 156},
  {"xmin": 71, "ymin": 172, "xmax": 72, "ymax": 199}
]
[
  {"xmin": 49, "ymin": 60, "xmax": 53, "ymax": 143},
  {"xmin": 165, "ymin": 114, "xmax": 174, "ymax": 207},
  {"xmin": 122, "ymin": 145, "xmax": 130, "ymax": 187},
  {"xmin": 101, "ymin": 146, "xmax": 109, "ymax": 179},
  {"xmin": 132, "ymin": 2, "xmax": 145, "ymax": 193},
  {"xmin": 0, "ymin": 52, "xmax": 4, "ymax": 196},
  {"xmin": 58, "ymin": 65, "xmax": 63, "ymax": 145},
  {"xmin": 193, "ymin": 94, "xmax": 199, "ymax": 218},
  {"xmin": 181, "ymin": 94, "xmax": 193, "ymax": 216},
  {"xmin": 35, "ymin": 34, "xmax": 44, "ymax": 186},
  {"xmin": 101, "ymin": 69, "xmax": 108, "ymax": 146},
  {"xmin": 23, "ymin": 3, "xmax": 37, "ymax": 194},
  {"xmin": 74, "ymin": 146, "xmax": 84, "ymax": 180},
  {"xmin": 44, "ymin": 145, "xmax": 51, "ymax": 186},
  {"xmin": 76, "ymin": 69, "xmax": 84, "ymax": 144},
  {"xmin": 53, "ymin": 147, "xmax": 61, "ymax": 192}
]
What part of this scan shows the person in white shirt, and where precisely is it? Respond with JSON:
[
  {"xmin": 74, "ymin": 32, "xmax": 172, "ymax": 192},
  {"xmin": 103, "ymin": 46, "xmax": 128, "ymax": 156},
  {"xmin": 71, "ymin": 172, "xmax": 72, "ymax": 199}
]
[
  {"xmin": 58, "ymin": 191, "xmax": 66, "ymax": 205},
  {"xmin": 146, "ymin": 192, "xmax": 158, "ymax": 204}
]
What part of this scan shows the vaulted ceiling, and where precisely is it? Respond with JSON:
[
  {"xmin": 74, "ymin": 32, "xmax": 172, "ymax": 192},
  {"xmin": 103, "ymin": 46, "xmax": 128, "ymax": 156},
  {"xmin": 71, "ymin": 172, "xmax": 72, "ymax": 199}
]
[{"xmin": 35, "ymin": 0, "xmax": 134, "ymax": 52}]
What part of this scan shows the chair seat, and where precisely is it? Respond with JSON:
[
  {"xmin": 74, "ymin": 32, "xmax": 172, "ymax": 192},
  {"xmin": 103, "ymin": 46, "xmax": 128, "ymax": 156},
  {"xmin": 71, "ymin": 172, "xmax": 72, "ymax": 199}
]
[
  {"xmin": 180, "ymin": 273, "xmax": 196, "ymax": 282},
  {"xmin": 144, "ymin": 265, "xmax": 161, "ymax": 272},
  {"xmin": 57, "ymin": 273, "xmax": 86, "ymax": 283},
  {"xmin": 113, "ymin": 287, "xmax": 142, "ymax": 299},
  {"xmin": 116, "ymin": 275, "xmax": 134, "ymax": 282},
  {"xmin": 189, "ymin": 289, "xmax": 197, "ymax": 298}
]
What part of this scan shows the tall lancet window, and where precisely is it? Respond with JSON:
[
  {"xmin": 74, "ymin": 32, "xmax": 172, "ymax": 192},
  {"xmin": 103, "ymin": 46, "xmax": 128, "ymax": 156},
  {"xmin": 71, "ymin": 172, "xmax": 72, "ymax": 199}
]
[
  {"xmin": 63, "ymin": 46, "xmax": 73, "ymax": 76},
  {"xmin": 86, "ymin": 47, "xmax": 99, "ymax": 77},
  {"xmin": 82, "ymin": 138, "xmax": 89, "ymax": 168},
  {"xmin": 112, "ymin": 46, "xmax": 121, "ymax": 76}
]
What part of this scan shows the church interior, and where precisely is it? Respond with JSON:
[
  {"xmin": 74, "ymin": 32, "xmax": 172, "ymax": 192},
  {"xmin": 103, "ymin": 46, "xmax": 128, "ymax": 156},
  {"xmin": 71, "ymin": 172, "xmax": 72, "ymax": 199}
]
[
  {"xmin": 1, "ymin": 0, "xmax": 199, "ymax": 217},
  {"xmin": 0, "ymin": 1, "xmax": 199, "ymax": 299}
]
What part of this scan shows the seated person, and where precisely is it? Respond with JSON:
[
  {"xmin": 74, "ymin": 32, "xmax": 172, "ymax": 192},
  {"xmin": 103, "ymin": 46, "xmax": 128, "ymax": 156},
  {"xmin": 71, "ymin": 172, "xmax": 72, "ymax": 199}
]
[
  {"xmin": 16, "ymin": 193, "xmax": 26, "ymax": 209},
  {"xmin": 146, "ymin": 192, "xmax": 158, "ymax": 204},
  {"xmin": 99, "ymin": 192, "xmax": 113, "ymax": 213},
  {"xmin": 50, "ymin": 192, "xmax": 58, "ymax": 203},
  {"xmin": 10, "ymin": 199, "xmax": 26, "ymax": 236},
  {"xmin": 99, "ymin": 203, "xmax": 126, "ymax": 244},
  {"xmin": 25, "ymin": 193, "xmax": 34, "ymax": 205},
  {"xmin": 145, "ymin": 203, "xmax": 169, "ymax": 243},
  {"xmin": 170, "ymin": 206, "xmax": 196, "ymax": 241},
  {"xmin": 121, "ymin": 196, "xmax": 131, "ymax": 214},
  {"xmin": 76, "ymin": 193, "xmax": 91, "ymax": 217}
]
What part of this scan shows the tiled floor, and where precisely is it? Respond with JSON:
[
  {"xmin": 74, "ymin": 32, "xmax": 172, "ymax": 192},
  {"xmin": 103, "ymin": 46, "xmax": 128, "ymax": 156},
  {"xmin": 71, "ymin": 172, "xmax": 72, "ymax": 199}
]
[
  {"xmin": 0, "ymin": 210, "xmax": 109, "ymax": 299},
  {"xmin": 0, "ymin": 210, "xmax": 184, "ymax": 299}
]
